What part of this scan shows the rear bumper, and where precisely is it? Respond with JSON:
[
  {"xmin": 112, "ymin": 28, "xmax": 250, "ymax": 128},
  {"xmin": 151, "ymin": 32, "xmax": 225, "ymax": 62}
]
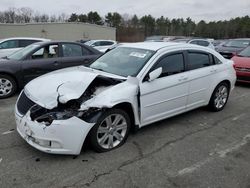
[{"xmin": 236, "ymin": 71, "xmax": 250, "ymax": 83}]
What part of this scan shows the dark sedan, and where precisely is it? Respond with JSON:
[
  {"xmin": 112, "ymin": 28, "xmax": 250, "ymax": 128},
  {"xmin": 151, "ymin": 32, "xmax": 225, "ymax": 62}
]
[
  {"xmin": 215, "ymin": 38, "xmax": 250, "ymax": 59},
  {"xmin": 0, "ymin": 41, "xmax": 102, "ymax": 98}
]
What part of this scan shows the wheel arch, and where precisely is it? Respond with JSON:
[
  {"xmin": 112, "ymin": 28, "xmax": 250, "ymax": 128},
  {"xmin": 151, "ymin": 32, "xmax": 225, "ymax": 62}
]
[
  {"xmin": 213, "ymin": 80, "xmax": 231, "ymax": 93},
  {"xmin": 113, "ymin": 102, "xmax": 138, "ymax": 131},
  {"xmin": 0, "ymin": 72, "xmax": 19, "ymax": 89}
]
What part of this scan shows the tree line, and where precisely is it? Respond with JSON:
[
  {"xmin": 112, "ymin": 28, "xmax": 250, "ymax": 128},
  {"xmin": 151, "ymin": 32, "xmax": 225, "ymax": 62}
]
[{"xmin": 0, "ymin": 7, "xmax": 250, "ymax": 41}]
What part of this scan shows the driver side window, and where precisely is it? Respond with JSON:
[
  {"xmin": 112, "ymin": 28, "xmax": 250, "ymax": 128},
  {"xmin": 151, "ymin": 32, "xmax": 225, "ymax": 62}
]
[
  {"xmin": 31, "ymin": 44, "xmax": 59, "ymax": 59},
  {"xmin": 152, "ymin": 53, "xmax": 185, "ymax": 78}
]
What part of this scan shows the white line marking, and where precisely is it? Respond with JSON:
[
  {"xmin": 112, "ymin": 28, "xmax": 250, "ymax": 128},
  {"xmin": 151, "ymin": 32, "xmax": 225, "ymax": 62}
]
[
  {"xmin": 217, "ymin": 134, "xmax": 250, "ymax": 158},
  {"xmin": 178, "ymin": 158, "xmax": 211, "ymax": 176},
  {"xmin": 232, "ymin": 113, "xmax": 246, "ymax": 121},
  {"xmin": 177, "ymin": 134, "xmax": 250, "ymax": 176},
  {"xmin": 2, "ymin": 129, "xmax": 15, "ymax": 135}
]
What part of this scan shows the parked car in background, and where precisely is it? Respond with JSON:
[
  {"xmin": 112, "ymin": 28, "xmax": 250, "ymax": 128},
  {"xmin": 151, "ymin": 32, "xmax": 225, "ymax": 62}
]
[
  {"xmin": 85, "ymin": 40, "xmax": 117, "ymax": 53},
  {"xmin": 212, "ymin": 39, "xmax": 228, "ymax": 47},
  {"xmin": 145, "ymin": 35, "xmax": 186, "ymax": 42},
  {"xmin": 173, "ymin": 38, "xmax": 215, "ymax": 49},
  {"xmin": 77, "ymin": 39, "xmax": 90, "ymax": 44},
  {"xmin": 232, "ymin": 46, "xmax": 250, "ymax": 83},
  {"xmin": 0, "ymin": 41, "xmax": 101, "ymax": 98},
  {"xmin": 15, "ymin": 42, "xmax": 236, "ymax": 155},
  {"xmin": 0, "ymin": 37, "xmax": 50, "ymax": 58},
  {"xmin": 215, "ymin": 38, "xmax": 250, "ymax": 59}
]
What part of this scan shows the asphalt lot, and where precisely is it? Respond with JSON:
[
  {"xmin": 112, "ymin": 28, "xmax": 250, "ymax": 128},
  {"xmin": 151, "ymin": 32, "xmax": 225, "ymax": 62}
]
[{"xmin": 0, "ymin": 84, "xmax": 250, "ymax": 188}]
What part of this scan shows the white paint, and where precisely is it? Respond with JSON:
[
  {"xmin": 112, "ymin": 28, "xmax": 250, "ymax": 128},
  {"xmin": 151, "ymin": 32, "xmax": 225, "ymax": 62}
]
[{"xmin": 2, "ymin": 129, "xmax": 15, "ymax": 135}]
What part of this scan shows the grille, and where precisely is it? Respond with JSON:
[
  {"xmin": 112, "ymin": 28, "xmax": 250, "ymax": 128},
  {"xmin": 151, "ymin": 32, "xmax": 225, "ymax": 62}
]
[
  {"xmin": 17, "ymin": 92, "xmax": 36, "ymax": 116},
  {"xmin": 237, "ymin": 76, "xmax": 250, "ymax": 81}
]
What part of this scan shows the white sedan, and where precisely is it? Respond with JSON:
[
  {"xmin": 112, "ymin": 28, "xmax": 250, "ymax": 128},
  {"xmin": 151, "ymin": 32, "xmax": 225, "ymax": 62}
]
[
  {"xmin": 15, "ymin": 42, "xmax": 236, "ymax": 155},
  {"xmin": 84, "ymin": 40, "xmax": 117, "ymax": 53},
  {"xmin": 0, "ymin": 37, "xmax": 50, "ymax": 58}
]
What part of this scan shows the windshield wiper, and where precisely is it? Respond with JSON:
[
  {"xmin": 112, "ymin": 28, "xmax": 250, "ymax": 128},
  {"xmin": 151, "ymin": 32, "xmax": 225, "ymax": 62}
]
[{"xmin": 91, "ymin": 67, "xmax": 105, "ymax": 72}]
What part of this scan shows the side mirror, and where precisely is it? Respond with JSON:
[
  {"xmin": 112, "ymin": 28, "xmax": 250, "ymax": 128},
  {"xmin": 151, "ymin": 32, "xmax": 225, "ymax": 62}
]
[{"xmin": 148, "ymin": 67, "xmax": 162, "ymax": 82}]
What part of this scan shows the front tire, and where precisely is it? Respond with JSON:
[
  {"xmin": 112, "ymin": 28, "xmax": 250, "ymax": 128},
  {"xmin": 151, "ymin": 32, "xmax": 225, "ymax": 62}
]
[
  {"xmin": 90, "ymin": 109, "xmax": 131, "ymax": 152},
  {"xmin": 0, "ymin": 74, "xmax": 17, "ymax": 99},
  {"xmin": 208, "ymin": 82, "xmax": 229, "ymax": 112}
]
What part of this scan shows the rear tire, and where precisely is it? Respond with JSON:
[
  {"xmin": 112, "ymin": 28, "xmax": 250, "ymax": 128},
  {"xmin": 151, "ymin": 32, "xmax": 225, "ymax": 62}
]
[
  {"xmin": 90, "ymin": 109, "xmax": 131, "ymax": 152},
  {"xmin": 0, "ymin": 74, "xmax": 17, "ymax": 99},
  {"xmin": 208, "ymin": 82, "xmax": 229, "ymax": 112}
]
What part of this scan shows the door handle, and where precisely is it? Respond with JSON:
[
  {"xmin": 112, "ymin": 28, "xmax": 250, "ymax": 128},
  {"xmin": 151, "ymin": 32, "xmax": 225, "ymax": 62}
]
[
  {"xmin": 83, "ymin": 59, "xmax": 90, "ymax": 64},
  {"xmin": 178, "ymin": 77, "xmax": 188, "ymax": 82},
  {"xmin": 210, "ymin": 69, "xmax": 217, "ymax": 73},
  {"xmin": 53, "ymin": 61, "xmax": 59, "ymax": 66}
]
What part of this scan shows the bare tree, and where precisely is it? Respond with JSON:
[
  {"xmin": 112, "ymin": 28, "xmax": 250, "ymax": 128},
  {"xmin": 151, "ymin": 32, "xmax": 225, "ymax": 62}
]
[
  {"xmin": 20, "ymin": 7, "xmax": 33, "ymax": 23},
  {"xmin": 4, "ymin": 7, "xmax": 16, "ymax": 23}
]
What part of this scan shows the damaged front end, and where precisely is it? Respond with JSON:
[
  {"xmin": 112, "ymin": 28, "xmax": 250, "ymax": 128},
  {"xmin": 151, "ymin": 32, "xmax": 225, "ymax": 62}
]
[
  {"xmin": 15, "ymin": 69, "xmax": 139, "ymax": 155},
  {"xmin": 27, "ymin": 75, "xmax": 123, "ymax": 126}
]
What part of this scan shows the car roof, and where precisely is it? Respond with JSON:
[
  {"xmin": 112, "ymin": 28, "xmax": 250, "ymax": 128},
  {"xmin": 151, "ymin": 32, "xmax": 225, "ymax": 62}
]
[
  {"xmin": 88, "ymin": 39, "xmax": 116, "ymax": 42},
  {"xmin": 231, "ymin": 38, "xmax": 250, "ymax": 41},
  {"xmin": 32, "ymin": 41, "xmax": 85, "ymax": 45},
  {"xmin": 0, "ymin": 37, "xmax": 50, "ymax": 42},
  {"xmin": 120, "ymin": 42, "xmax": 189, "ymax": 51}
]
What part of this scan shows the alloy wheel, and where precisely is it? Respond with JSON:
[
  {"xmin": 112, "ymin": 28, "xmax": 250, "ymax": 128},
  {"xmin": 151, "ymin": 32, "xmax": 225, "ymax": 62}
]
[
  {"xmin": 0, "ymin": 78, "xmax": 13, "ymax": 97},
  {"xmin": 97, "ymin": 114, "xmax": 128, "ymax": 149},
  {"xmin": 214, "ymin": 85, "xmax": 228, "ymax": 109}
]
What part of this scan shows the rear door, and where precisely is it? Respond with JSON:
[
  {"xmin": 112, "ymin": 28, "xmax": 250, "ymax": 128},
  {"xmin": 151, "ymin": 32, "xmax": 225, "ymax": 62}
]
[
  {"xmin": 60, "ymin": 43, "xmax": 98, "ymax": 68},
  {"xmin": 21, "ymin": 43, "xmax": 62, "ymax": 84},
  {"xmin": 185, "ymin": 50, "xmax": 216, "ymax": 110}
]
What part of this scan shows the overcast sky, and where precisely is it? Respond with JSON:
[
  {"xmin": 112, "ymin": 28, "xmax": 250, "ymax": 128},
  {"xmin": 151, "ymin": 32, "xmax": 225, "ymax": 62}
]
[{"xmin": 1, "ymin": 0, "xmax": 250, "ymax": 22}]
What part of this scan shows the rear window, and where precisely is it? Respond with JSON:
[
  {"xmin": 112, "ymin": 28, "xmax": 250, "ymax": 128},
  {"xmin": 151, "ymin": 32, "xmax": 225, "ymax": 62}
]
[
  {"xmin": 62, "ymin": 44, "xmax": 83, "ymax": 57},
  {"xmin": 188, "ymin": 52, "xmax": 212, "ymax": 70}
]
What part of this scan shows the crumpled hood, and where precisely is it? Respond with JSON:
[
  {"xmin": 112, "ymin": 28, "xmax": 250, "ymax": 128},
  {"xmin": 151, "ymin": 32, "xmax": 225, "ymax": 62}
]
[{"xmin": 24, "ymin": 66, "xmax": 125, "ymax": 109}]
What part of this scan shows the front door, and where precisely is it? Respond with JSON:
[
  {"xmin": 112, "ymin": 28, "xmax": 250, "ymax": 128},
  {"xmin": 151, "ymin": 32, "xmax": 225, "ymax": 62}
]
[
  {"xmin": 22, "ymin": 44, "xmax": 62, "ymax": 84},
  {"xmin": 140, "ymin": 52, "xmax": 189, "ymax": 126}
]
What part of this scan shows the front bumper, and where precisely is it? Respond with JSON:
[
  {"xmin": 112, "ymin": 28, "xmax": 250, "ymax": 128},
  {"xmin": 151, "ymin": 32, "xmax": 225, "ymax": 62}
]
[
  {"xmin": 15, "ymin": 108, "xmax": 94, "ymax": 155},
  {"xmin": 236, "ymin": 70, "xmax": 250, "ymax": 83}
]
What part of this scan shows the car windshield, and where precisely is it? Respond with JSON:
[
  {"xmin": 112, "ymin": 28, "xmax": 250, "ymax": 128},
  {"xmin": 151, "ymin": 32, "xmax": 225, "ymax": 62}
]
[
  {"xmin": 7, "ymin": 44, "xmax": 39, "ymax": 60},
  {"xmin": 238, "ymin": 46, "xmax": 250, "ymax": 57},
  {"xmin": 90, "ymin": 47, "xmax": 155, "ymax": 77},
  {"xmin": 224, "ymin": 40, "xmax": 250, "ymax": 48}
]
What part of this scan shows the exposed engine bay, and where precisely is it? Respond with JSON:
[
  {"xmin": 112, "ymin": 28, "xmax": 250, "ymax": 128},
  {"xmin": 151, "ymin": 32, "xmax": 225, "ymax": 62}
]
[{"xmin": 29, "ymin": 76, "xmax": 123, "ymax": 125}]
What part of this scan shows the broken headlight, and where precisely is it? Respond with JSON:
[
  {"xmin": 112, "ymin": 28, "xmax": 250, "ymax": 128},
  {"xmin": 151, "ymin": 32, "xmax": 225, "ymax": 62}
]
[{"xmin": 34, "ymin": 110, "xmax": 79, "ymax": 125}]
